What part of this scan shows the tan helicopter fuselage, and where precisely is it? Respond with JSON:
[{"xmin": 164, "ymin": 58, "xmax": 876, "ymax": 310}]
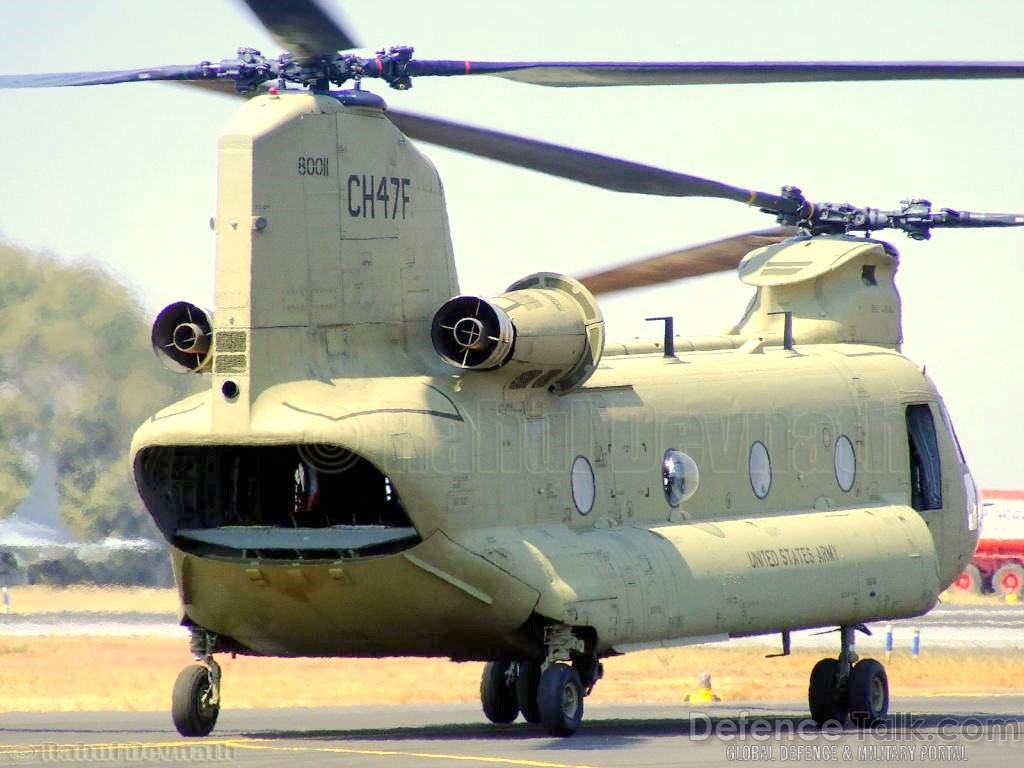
[{"xmin": 131, "ymin": 92, "xmax": 979, "ymax": 661}]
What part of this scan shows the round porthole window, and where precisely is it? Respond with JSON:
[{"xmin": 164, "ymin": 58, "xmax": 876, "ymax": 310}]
[
  {"xmin": 663, "ymin": 449, "xmax": 699, "ymax": 507},
  {"xmin": 834, "ymin": 434, "xmax": 856, "ymax": 492},
  {"xmin": 749, "ymin": 441, "xmax": 771, "ymax": 499},
  {"xmin": 570, "ymin": 455, "xmax": 595, "ymax": 515}
]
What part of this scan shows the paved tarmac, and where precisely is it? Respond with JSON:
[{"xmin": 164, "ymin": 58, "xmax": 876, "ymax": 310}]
[{"xmin": 1, "ymin": 698, "xmax": 1021, "ymax": 767}]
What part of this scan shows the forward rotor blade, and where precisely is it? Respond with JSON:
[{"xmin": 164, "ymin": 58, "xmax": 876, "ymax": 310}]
[
  {"xmin": 0, "ymin": 65, "xmax": 210, "ymax": 89},
  {"xmin": 578, "ymin": 228, "xmax": 799, "ymax": 295},
  {"xmin": 387, "ymin": 109, "xmax": 796, "ymax": 212},
  {"xmin": 242, "ymin": 0, "xmax": 359, "ymax": 58},
  {"xmin": 406, "ymin": 60, "xmax": 1024, "ymax": 87}
]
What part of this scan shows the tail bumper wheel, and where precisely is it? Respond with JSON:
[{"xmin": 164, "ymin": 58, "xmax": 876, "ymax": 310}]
[
  {"xmin": 515, "ymin": 661, "xmax": 542, "ymax": 724},
  {"xmin": 537, "ymin": 662, "xmax": 584, "ymax": 736},
  {"xmin": 172, "ymin": 664, "xmax": 219, "ymax": 737},
  {"xmin": 808, "ymin": 658, "xmax": 846, "ymax": 726},
  {"xmin": 480, "ymin": 661, "xmax": 519, "ymax": 724},
  {"xmin": 849, "ymin": 658, "xmax": 889, "ymax": 726}
]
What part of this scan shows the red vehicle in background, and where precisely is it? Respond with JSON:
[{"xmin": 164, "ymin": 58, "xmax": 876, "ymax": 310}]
[{"xmin": 953, "ymin": 490, "xmax": 1024, "ymax": 596}]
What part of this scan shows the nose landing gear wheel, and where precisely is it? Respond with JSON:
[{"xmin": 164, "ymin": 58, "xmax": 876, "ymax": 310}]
[
  {"xmin": 849, "ymin": 658, "xmax": 889, "ymax": 726},
  {"xmin": 172, "ymin": 664, "xmax": 219, "ymax": 737},
  {"xmin": 480, "ymin": 661, "xmax": 519, "ymax": 724},
  {"xmin": 537, "ymin": 662, "xmax": 584, "ymax": 736}
]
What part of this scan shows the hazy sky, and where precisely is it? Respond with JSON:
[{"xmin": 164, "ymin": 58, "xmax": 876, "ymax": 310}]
[{"xmin": 0, "ymin": 1, "xmax": 1021, "ymax": 487}]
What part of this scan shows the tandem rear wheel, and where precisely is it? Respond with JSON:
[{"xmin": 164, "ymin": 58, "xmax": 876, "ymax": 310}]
[
  {"xmin": 478, "ymin": 660, "xmax": 550, "ymax": 727},
  {"xmin": 480, "ymin": 661, "xmax": 519, "ymax": 724},
  {"xmin": 515, "ymin": 661, "xmax": 543, "ymax": 724},
  {"xmin": 807, "ymin": 625, "xmax": 888, "ymax": 728},
  {"xmin": 536, "ymin": 663, "xmax": 584, "ymax": 736},
  {"xmin": 479, "ymin": 652, "xmax": 600, "ymax": 736}
]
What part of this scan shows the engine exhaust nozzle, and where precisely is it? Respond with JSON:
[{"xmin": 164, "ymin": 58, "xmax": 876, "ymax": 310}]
[{"xmin": 152, "ymin": 301, "xmax": 213, "ymax": 373}]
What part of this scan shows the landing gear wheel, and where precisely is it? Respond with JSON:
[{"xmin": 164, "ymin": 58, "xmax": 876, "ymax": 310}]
[
  {"xmin": 849, "ymin": 658, "xmax": 889, "ymax": 726},
  {"xmin": 515, "ymin": 661, "xmax": 542, "ymax": 724},
  {"xmin": 480, "ymin": 661, "xmax": 518, "ymax": 724},
  {"xmin": 172, "ymin": 664, "xmax": 219, "ymax": 737},
  {"xmin": 537, "ymin": 662, "xmax": 584, "ymax": 737},
  {"xmin": 808, "ymin": 658, "xmax": 846, "ymax": 726},
  {"xmin": 953, "ymin": 564, "xmax": 982, "ymax": 594},
  {"xmin": 993, "ymin": 563, "xmax": 1024, "ymax": 596}
]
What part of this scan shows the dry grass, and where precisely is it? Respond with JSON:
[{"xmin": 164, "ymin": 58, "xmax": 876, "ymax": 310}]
[
  {"xmin": 1, "ymin": 636, "xmax": 1021, "ymax": 713},
  {"xmin": 596, "ymin": 646, "xmax": 1024, "ymax": 704},
  {"xmin": 1, "ymin": 586, "xmax": 178, "ymax": 614},
  {"xmin": 0, "ymin": 585, "xmax": 1018, "ymax": 713},
  {"xmin": 938, "ymin": 589, "xmax": 1019, "ymax": 606}
]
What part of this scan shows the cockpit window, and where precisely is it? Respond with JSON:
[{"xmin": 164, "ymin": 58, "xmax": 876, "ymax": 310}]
[
  {"xmin": 906, "ymin": 404, "xmax": 943, "ymax": 511},
  {"xmin": 939, "ymin": 404, "xmax": 967, "ymax": 465}
]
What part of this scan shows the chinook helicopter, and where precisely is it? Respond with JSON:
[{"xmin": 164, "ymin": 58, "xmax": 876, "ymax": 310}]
[{"xmin": 3, "ymin": 0, "xmax": 1024, "ymax": 740}]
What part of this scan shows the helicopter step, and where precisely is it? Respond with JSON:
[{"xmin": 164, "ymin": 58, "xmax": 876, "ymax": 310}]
[
  {"xmin": 808, "ymin": 624, "xmax": 889, "ymax": 727},
  {"xmin": 172, "ymin": 628, "xmax": 222, "ymax": 738}
]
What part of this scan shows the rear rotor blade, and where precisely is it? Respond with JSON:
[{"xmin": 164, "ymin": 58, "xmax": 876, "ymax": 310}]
[
  {"xmin": 0, "ymin": 65, "xmax": 210, "ymax": 89},
  {"xmin": 242, "ymin": 0, "xmax": 359, "ymax": 57},
  {"xmin": 407, "ymin": 60, "xmax": 1024, "ymax": 87},
  {"xmin": 578, "ymin": 228, "xmax": 799, "ymax": 295},
  {"xmin": 387, "ymin": 109, "xmax": 796, "ymax": 212}
]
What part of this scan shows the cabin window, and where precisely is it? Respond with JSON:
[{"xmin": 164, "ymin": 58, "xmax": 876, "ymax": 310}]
[
  {"xmin": 663, "ymin": 449, "xmax": 699, "ymax": 507},
  {"xmin": 571, "ymin": 455, "xmax": 595, "ymax": 515},
  {"xmin": 834, "ymin": 435, "xmax": 856, "ymax": 492},
  {"xmin": 906, "ymin": 404, "xmax": 943, "ymax": 511},
  {"xmin": 749, "ymin": 441, "xmax": 772, "ymax": 499}
]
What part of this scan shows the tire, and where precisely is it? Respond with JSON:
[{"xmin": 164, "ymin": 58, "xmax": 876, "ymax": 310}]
[
  {"xmin": 993, "ymin": 563, "xmax": 1024, "ymax": 596},
  {"xmin": 849, "ymin": 658, "xmax": 889, "ymax": 726},
  {"xmin": 537, "ymin": 663, "xmax": 584, "ymax": 737},
  {"xmin": 480, "ymin": 661, "xmax": 519, "ymax": 724},
  {"xmin": 952, "ymin": 564, "xmax": 982, "ymax": 594},
  {"xmin": 808, "ymin": 658, "xmax": 845, "ymax": 726},
  {"xmin": 172, "ymin": 664, "xmax": 219, "ymax": 737},
  {"xmin": 515, "ymin": 661, "xmax": 542, "ymax": 724}
]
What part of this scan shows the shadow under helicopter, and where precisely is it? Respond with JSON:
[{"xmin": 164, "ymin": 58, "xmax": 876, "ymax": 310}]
[{"xmin": 239, "ymin": 710, "xmax": 1024, "ymax": 748}]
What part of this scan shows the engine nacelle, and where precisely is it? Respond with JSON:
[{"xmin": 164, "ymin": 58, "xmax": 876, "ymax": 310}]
[
  {"xmin": 431, "ymin": 272, "xmax": 604, "ymax": 393},
  {"xmin": 152, "ymin": 301, "xmax": 213, "ymax": 373}
]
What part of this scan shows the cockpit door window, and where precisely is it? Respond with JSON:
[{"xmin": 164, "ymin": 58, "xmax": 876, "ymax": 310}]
[{"xmin": 906, "ymin": 404, "xmax": 943, "ymax": 512}]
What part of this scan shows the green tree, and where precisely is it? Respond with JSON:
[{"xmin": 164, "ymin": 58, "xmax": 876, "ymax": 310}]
[{"xmin": 0, "ymin": 241, "xmax": 195, "ymax": 540}]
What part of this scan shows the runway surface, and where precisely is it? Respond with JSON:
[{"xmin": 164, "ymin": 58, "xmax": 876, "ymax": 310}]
[
  {"xmin": 0, "ymin": 610, "xmax": 185, "ymax": 637},
  {"xmin": 2, "ymin": 602, "xmax": 1022, "ymax": 647},
  {"xmin": 1, "ymin": 699, "xmax": 1021, "ymax": 767}
]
